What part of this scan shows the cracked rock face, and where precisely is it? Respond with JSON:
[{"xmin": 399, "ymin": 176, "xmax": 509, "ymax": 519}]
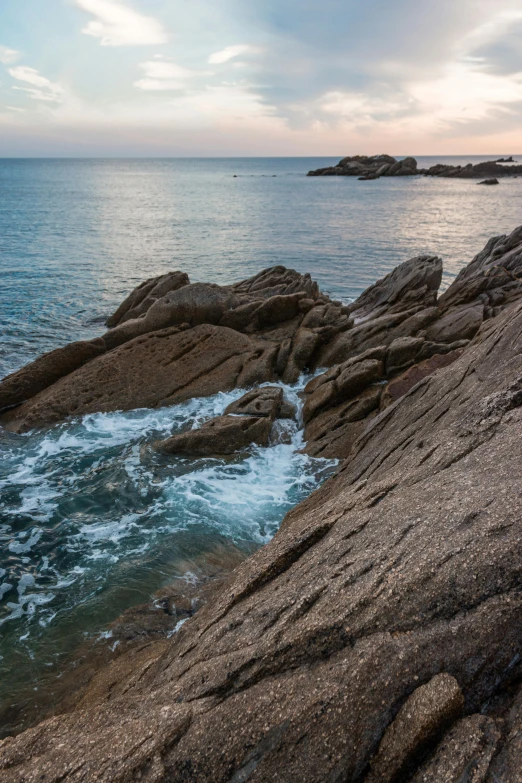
[{"xmin": 1, "ymin": 228, "xmax": 522, "ymax": 781}]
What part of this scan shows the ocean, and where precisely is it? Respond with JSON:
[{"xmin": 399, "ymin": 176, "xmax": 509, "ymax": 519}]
[{"xmin": 1, "ymin": 155, "xmax": 521, "ymax": 731}]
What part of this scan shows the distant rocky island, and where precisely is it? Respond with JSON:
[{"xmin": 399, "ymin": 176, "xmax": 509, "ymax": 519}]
[
  {"xmin": 308, "ymin": 153, "xmax": 522, "ymax": 180},
  {"xmin": 1, "ymin": 226, "xmax": 522, "ymax": 781}
]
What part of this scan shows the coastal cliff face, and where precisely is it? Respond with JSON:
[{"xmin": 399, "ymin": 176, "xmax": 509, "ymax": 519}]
[{"xmin": 1, "ymin": 227, "xmax": 522, "ymax": 781}]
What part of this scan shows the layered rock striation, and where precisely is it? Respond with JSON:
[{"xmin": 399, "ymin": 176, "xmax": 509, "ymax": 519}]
[{"xmin": 1, "ymin": 227, "xmax": 522, "ymax": 781}]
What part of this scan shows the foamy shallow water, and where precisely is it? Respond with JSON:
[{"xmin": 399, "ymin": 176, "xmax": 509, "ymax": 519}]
[{"xmin": 0, "ymin": 379, "xmax": 336, "ymax": 722}]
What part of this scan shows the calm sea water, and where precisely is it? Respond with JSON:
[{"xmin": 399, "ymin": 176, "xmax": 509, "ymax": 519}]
[{"xmin": 1, "ymin": 156, "xmax": 521, "ymax": 731}]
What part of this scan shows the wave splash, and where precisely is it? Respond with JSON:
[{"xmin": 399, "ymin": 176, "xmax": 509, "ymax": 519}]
[{"xmin": 0, "ymin": 378, "xmax": 335, "ymax": 703}]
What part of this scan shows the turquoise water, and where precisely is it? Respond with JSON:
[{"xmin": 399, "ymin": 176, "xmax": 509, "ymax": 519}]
[{"xmin": 1, "ymin": 156, "xmax": 522, "ymax": 730}]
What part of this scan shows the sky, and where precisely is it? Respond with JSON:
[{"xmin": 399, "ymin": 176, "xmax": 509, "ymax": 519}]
[{"xmin": 1, "ymin": 0, "xmax": 522, "ymax": 156}]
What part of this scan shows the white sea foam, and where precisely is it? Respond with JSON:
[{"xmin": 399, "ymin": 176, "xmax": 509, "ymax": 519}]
[{"xmin": 0, "ymin": 378, "xmax": 336, "ymax": 651}]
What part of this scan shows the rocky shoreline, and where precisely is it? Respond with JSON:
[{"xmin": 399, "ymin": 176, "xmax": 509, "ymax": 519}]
[
  {"xmin": 307, "ymin": 154, "xmax": 522, "ymax": 180},
  {"xmin": 1, "ymin": 225, "xmax": 522, "ymax": 781}
]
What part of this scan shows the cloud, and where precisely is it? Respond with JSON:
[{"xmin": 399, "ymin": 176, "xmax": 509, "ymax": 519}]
[
  {"xmin": 134, "ymin": 60, "xmax": 200, "ymax": 90},
  {"xmin": 4, "ymin": 0, "xmax": 522, "ymax": 154},
  {"xmin": 8, "ymin": 66, "xmax": 64, "ymax": 102},
  {"xmin": 0, "ymin": 45, "xmax": 21, "ymax": 64},
  {"xmin": 463, "ymin": 10, "xmax": 522, "ymax": 76},
  {"xmin": 208, "ymin": 45, "xmax": 255, "ymax": 64},
  {"xmin": 75, "ymin": 0, "xmax": 168, "ymax": 46}
]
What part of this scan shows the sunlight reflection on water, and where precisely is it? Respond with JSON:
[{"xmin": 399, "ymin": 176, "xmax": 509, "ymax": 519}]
[{"xmin": 1, "ymin": 156, "xmax": 521, "ymax": 376}]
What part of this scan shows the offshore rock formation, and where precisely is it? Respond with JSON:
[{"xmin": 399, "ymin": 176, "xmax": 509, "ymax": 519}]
[
  {"xmin": 308, "ymin": 155, "xmax": 522, "ymax": 179},
  {"xmin": 308, "ymin": 154, "xmax": 420, "ymax": 178},
  {"xmin": 1, "ymin": 226, "xmax": 522, "ymax": 781}
]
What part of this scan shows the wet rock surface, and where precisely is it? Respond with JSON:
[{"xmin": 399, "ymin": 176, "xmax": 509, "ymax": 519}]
[
  {"xmin": 1, "ymin": 227, "xmax": 522, "ymax": 781},
  {"xmin": 156, "ymin": 387, "xmax": 296, "ymax": 456}
]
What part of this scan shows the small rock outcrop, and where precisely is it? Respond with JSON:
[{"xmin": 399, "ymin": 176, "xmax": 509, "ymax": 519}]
[
  {"xmin": 424, "ymin": 161, "xmax": 522, "ymax": 178},
  {"xmin": 156, "ymin": 387, "xmax": 294, "ymax": 456},
  {"xmin": 157, "ymin": 414, "xmax": 273, "ymax": 456},
  {"xmin": 411, "ymin": 714, "xmax": 501, "ymax": 782}
]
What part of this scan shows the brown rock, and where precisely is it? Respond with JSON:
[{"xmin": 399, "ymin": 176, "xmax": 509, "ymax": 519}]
[
  {"xmin": 348, "ymin": 254, "xmax": 442, "ymax": 322},
  {"xmin": 0, "ymin": 339, "xmax": 106, "ymax": 412},
  {"xmin": 0, "ymin": 265, "xmax": 346, "ymax": 425},
  {"xmin": 3, "ymin": 275, "xmax": 522, "ymax": 783},
  {"xmin": 106, "ymin": 270, "xmax": 190, "ymax": 327},
  {"xmin": 381, "ymin": 350, "xmax": 464, "ymax": 408},
  {"xmin": 302, "ymin": 358, "xmax": 383, "ymax": 423},
  {"xmin": 156, "ymin": 414, "xmax": 273, "ymax": 456},
  {"xmin": 424, "ymin": 160, "xmax": 522, "ymax": 179},
  {"xmin": 485, "ymin": 684, "xmax": 522, "ymax": 783},
  {"xmin": 439, "ymin": 224, "xmax": 522, "ymax": 312},
  {"xmin": 1, "ymin": 325, "xmax": 275, "ymax": 432},
  {"xmin": 303, "ymin": 385, "xmax": 382, "ymax": 458},
  {"xmin": 411, "ymin": 714, "xmax": 500, "ymax": 783},
  {"xmin": 316, "ymin": 308, "xmax": 421, "ymax": 366},
  {"xmin": 224, "ymin": 386, "xmax": 295, "ymax": 419},
  {"xmin": 366, "ymin": 674, "xmax": 465, "ymax": 783},
  {"xmin": 103, "ymin": 282, "xmax": 241, "ymax": 350},
  {"xmin": 307, "ymin": 154, "xmax": 419, "ymax": 178},
  {"xmin": 425, "ymin": 305, "xmax": 484, "ymax": 343},
  {"xmin": 385, "ymin": 335, "xmax": 425, "ymax": 373},
  {"xmin": 157, "ymin": 387, "xmax": 295, "ymax": 456}
]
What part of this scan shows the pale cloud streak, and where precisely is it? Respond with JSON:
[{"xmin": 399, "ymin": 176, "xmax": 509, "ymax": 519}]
[
  {"xmin": 75, "ymin": 0, "xmax": 168, "ymax": 46},
  {"xmin": 8, "ymin": 66, "xmax": 64, "ymax": 102},
  {"xmin": 2, "ymin": 0, "xmax": 522, "ymax": 154},
  {"xmin": 135, "ymin": 60, "xmax": 200, "ymax": 91},
  {"xmin": 0, "ymin": 45, "xmax": 21, "ymax": 65},
  {"xmin": 208, "ymin": 45, "xmax": 256, "ymax": 64}
]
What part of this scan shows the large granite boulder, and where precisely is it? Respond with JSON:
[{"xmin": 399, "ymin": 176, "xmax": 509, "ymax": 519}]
[
  {"xmin": 0, "ymin": 266, "xmax": 353, "ymax": 426},
  {"xmin": 0, "ymin": 339, "xmax": 106, "ymax": 412},
  {"xmin": 1, "ymin": 325, "xmax": 279, "ymax": 433},
  {"xmin": 104, "ymin": 266, "xmax": 328, "ymax": 350}
]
